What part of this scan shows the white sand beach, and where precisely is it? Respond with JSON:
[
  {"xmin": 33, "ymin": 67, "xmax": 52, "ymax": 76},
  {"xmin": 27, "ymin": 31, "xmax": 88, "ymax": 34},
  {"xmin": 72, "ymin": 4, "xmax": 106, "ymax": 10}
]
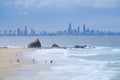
[{"xmin": 0, "ymin": 48, "xmax": 30, "ymax": 80}]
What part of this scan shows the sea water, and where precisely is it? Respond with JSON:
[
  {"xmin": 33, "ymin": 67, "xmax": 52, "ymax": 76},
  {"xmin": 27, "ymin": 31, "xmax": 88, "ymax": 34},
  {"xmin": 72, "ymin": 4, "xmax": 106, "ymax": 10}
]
[
  {"xmin": 0, "ymin": 36, "xmax": 120, "ymax": 47},
  {"xmin": 1, "ymin": 36, "xmax": 120, "ymax": 80}
]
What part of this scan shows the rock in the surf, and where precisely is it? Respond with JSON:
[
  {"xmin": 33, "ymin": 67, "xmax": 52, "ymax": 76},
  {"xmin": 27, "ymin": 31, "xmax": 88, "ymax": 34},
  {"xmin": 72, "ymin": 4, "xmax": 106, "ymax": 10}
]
[
  {"xmin": 28, "ymin": 39, "xmax": 41, "ymax": 48},
  {"xmin": 74, "ymin": 45, "xmax": 87, "ymax": 48},
  {"xmin": 51, "ymin": 44, "xmax": 60, "ymax": 48}
]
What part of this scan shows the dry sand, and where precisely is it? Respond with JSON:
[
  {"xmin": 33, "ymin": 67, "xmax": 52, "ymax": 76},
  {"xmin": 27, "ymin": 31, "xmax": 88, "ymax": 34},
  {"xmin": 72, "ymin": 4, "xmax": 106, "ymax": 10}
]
[{"xmin": 0, "ymin": 48, "xmax": 30, "ymax": 80}]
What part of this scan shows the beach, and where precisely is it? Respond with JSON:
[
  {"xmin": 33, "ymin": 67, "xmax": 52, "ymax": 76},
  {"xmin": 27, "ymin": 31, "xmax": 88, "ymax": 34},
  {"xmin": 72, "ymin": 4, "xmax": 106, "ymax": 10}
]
[
  {"xmin": 0, "ymin": 48, "xmax": 30, "ymax": 80},
  {"xmin": 0, "ymin": 47, "xmax": 120, "ymax": 80},
  {"xmin": 4, "ymin": 47, "xmax": 120, "ymax": 80}
]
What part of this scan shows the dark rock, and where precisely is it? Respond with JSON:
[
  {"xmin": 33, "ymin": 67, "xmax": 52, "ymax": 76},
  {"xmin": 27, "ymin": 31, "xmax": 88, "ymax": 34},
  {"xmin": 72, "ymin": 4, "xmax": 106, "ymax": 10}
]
[
  {"xmin": 74, "ymin": 45, "xmax": 80, "ymax": 48},
  {"xmin": 28, "ymin": 39, "xmax": 41, "ymax": 48},
  {"xmin": 51, "ymin": 44, "xmax": 60, "ymax": 48},
  {"xmin": 74, "ymin": 45, "xmax": 87, "ymax": 48},
  {"xmin": 81, "ymin": 45, "xmax": 87, "ymax": 48}
]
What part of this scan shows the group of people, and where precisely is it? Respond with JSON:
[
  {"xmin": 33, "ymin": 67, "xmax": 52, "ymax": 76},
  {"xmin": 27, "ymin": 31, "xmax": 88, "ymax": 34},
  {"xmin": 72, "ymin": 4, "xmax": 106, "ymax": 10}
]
[
  {"xmin": 32, "ymin": 59, "xmax": 53, "ymax": 64},
  {"xmin": 10, "ymin": 53, "xmax": 54, "ymax": 64},
  {"xmin": 10, "ymin": 53, "xmax": 21, "ymax": 64}
]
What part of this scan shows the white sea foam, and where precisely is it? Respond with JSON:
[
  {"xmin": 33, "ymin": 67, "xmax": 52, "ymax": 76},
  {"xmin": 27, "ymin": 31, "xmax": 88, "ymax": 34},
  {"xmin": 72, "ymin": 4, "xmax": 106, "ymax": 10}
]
[
  {"xmin": 112, "ymin": 48, "xmax": 120, "ymax": 52},
  {"xmin": 6, "ymin": 47, "xmax": 120, "ymax": 80},
  {"xmin": 6, "ymin": 45, "xmax": 24, "ymax": 48}
]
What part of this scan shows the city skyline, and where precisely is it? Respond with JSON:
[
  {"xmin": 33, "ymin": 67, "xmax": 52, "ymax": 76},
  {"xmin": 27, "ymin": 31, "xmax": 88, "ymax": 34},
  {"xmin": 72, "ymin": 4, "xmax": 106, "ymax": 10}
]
[
  {"xmin": 0, "ymin": 23, "xmax": 120, "ymax": 36},
  {"xmin": 0, "ymin": 0, "xmax": 120, "ymax": 32}
]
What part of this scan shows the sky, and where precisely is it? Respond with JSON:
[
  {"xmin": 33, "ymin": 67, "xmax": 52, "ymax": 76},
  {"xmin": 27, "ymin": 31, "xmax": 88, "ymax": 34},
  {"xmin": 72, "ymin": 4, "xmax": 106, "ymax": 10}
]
[{"xmin": 0, "ymin": 0, "xmax": 120, "ymax": 32}]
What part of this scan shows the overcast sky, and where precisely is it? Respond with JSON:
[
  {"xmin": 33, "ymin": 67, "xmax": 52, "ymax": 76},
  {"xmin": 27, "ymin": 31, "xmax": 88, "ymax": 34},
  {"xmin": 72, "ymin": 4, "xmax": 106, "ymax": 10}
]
[{"xmin": 0, "ymin": 0, "xmax": 120, "ymax": 32}]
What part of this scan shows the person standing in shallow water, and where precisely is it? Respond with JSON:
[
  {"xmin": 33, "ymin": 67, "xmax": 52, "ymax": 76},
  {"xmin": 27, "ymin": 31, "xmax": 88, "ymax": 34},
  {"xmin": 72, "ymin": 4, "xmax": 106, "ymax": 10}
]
[
  {"xmin": 45, "ymin": 60, "xmax": 47, "ymax": 63},
  {"xmin": 50, "ymin": 60, "xmax": 53, "ymax": 64}
]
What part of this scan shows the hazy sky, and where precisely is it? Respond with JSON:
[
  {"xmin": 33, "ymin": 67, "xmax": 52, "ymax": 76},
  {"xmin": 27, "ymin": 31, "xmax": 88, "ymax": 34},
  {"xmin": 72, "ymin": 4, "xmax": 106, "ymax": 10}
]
[{"xmin": 0, "ymin": 0, "xmax": 120, "ymax": 32}]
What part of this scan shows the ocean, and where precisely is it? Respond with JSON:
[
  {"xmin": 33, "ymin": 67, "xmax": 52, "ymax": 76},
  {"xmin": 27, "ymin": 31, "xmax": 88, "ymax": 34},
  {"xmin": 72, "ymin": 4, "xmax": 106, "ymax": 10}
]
[
  {"xmin": 0, "ymin": 36, "xmax": 120, "ymax": 48},
  {"xmin": 1, "ymin": 36, "xmax": 120, "ymax": 80}
]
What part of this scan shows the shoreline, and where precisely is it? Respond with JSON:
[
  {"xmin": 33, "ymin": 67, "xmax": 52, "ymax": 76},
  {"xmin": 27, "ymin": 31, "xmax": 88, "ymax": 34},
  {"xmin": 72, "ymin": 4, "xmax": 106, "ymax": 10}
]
[
  {"xmin": 0, "ymin": 48, "xmax": 31, "ymax": 80},
  {"xmin": 1, "ymin": 47, "xmax": 120, "ymax": 80}
]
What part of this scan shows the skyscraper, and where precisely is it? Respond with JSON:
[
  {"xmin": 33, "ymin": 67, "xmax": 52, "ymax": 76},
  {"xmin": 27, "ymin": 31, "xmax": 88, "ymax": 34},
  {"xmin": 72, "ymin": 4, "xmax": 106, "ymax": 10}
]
[
  {"xmin": 68, "ymin": 22, "xmax": 72, "ymax": 34},
  {"xmin": 77, "ymin": 27, "xmax": 80, "ymax": 33},
  {"xmin": 83, "ymin": 24, "xmax": 86, "ymax": 34},
  {"xmin": 17, "ymin": 28, "xmax": 20, "ymax": 35},
  {"xmin": 4, "ymin": 30, "xmax": 7, "ymax": 35},
  {"xmin": 24, "ymin": 26, "xmax": 28, "ymax": 35},
  {"xmin": 30, "ymin": 28, "xmax": 35, "ymax": 35}
]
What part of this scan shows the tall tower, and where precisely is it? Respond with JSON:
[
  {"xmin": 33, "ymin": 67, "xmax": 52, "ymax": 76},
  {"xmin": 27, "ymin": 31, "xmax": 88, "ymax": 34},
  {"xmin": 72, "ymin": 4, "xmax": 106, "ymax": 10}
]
[
  {"xmin": 83, "ymin": 24, "xmax": 86, "ymax": 34},
  {"xmin": 68, "ymin": 22, "xmax": 72, "ymax": 34},
  {"xmin": 24, "ymin": 26, "xmax": 28, "ymax": 35},
  {"xmin": 17, "ymin": 28, "xmax": 20, "ymax": 35},
  {"xmin": 77, "ymin": 26, "xmax": 80, "ymax": 33}
]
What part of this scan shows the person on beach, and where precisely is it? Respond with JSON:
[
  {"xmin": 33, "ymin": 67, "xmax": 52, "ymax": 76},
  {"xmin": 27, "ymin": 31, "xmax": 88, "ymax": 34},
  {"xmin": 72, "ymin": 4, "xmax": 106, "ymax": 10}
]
[
  {"xmin": 16, "ymin": 54, "xmax": 19, "ymax": 58},
  {"xmin": 10, "ymin": 59, "xmax": 12, "ymax": 64},
  {"xmin": 45, "ymin": 60, "xmax": 47, "ymax": 63},
  {"xmin": 32, "ymin": 59, "xmax": 35, "ymax": 64},
  {"xmin": 16, "ymin": 54, "xmax": 18, "ymax": 56},
  {"xmin": 50, "ymin": 60, "xmax": 53, "ymax": 64},
  {"xmin": 16, "ymin": 53, "xmax": 21, "ymax": 63},
  {"xmin": 17, "ymin": 59, "xmax": 20, "ymax": 63}
]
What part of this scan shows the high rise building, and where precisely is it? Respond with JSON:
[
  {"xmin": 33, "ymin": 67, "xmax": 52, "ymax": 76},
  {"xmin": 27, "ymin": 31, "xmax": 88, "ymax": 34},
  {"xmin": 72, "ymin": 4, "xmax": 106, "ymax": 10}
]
[
  {"xmin": 77, "ymin": 27, "xmax": 80, "ymax": 33},
  {"xmin": 68, "ymin": 22, "xmax": 72, "ymax": 34},
  {"xmin": 17, "ymin": 28, "xmax": 20, "ymax": 35},
  {"xmin": 83, "ymin": 24, "xmax": 86, "ymax": 34},
  {"xmin": 30, "ymin": 28, "xmax": 36, "ymax": 35},
  {"xmin": 4, "ymin": 30, "xmax": 7, "ymax": 35},
  {"xmin": 24, "ymin": 26, "xmax": 28, "ymax": 35},
  {"xmin": 9, "ymin": 30, "xmax": 12, "ymax": 35},
  {"xmin": 13, "ymin": 30, "xmax": 16, "ymax": 35},
  {"xmin": 20, "ymin": 29, "xmax": 23, "ymax": 35}
]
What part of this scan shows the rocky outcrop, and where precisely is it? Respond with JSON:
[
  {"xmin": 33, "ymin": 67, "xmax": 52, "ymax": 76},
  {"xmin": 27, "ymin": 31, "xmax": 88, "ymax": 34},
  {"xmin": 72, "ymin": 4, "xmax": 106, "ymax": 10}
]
[
  {"xmin": 28, "ymin": 39, "xmax": 41, "ymax": 48},
  {"xmin": 74, "ymin": 45, "xmax": 80, "ymax": 48},
  {"xmin": 74, "ymin": 45, "xmax": 87, "ymax": 48},
  {"xmin": 51, "ymin": 44, "xmax": 60, "ymax": 48}
]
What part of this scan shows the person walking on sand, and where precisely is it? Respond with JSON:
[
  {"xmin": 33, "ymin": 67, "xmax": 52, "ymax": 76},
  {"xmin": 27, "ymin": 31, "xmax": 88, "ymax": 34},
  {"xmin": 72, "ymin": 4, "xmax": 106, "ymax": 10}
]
[
  {"xmin": 16, "ymin": 53, "xmax": 20, "ymax": 63},
  {"xmin": 10, "ymin": 59, "xmax": 12, "ymax": 64},
  {"xmin": 17, "ymin": 59, "xmax": 20, "ymax": 63},
  {"xmin": 16, "ymin": 54, "xmax": 18, "ymax": 57},
  {"xmin": 32, "ymin": 59, "xmax": 35, "ymax": 64}
]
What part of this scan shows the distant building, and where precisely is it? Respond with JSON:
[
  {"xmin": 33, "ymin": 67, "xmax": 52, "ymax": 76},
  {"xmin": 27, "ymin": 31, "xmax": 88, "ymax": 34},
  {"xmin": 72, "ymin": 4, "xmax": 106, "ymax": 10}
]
[
  {"xmin": 23, "ymin": 26, "xmax": 28, "ymax": 35},
  {"xmin": 9, "ymin": 30, "xmax": 12, "ymax": 35},
  {"xmin": 83, "ymin": 24, "xmax": 86, "ymax": 34},
  {"xmin": 30, "ymin": 28, "xmax": 36, "ymax": 36},
  {"xmin": 20, "ymin": 29, "xmax": 23, "ymax": 35},
  {"xmin": 1, "ymin": 22, "xmax": 120, "ymax": 36},
  {"xmin": 4, "ymin": 30, "xmax": 7, "ymax": 35},
  {"xmin": 68, "ymin": 22, "xmax": 72, "ymax": 34},
  {"xmin": 77, "ymin": 27, "xmax": 80, "ymax": 33},
  {"xmin": 17, "ymin": 28, "xmax": 20, "ymax": 35}
]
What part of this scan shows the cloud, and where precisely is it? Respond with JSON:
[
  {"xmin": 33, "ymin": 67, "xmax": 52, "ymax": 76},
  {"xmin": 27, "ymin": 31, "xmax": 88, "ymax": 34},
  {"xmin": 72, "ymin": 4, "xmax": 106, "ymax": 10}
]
[
  {"xmin": 18, "ymin": 11, "xmax": 28, "ymax": 16},
  {"xmin": 4, "ymin": 0, "xmax": 120, "ymax": 8}
]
